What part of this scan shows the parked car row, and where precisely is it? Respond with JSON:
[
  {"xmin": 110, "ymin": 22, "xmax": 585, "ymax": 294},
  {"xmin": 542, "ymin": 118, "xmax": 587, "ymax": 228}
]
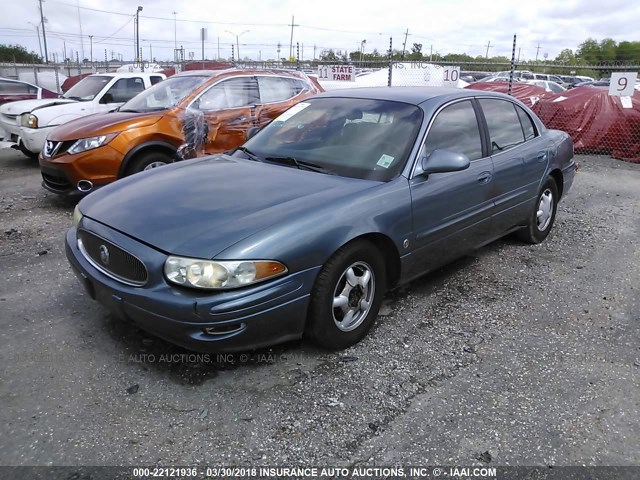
[
  {"xmin": 0, "ymin": 67, "xmax": 576, "ymax": 353},
  {"xmin": 0, "ymin": 72, "xmax": 166, "ymax": 158}
]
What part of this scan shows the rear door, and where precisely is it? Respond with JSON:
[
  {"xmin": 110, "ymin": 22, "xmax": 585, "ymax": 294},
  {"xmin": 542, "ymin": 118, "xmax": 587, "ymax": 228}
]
[
  {"xmin": 190, "ymin": 75, "xmax": 259, "ymax": 154},
  {"xmin": 477, "ymin": 98, "xmax": 550, "ymax": 235},
  {"xmin": 408, "ymin": 99, "xmax": 494, "ymax": 277},
  {"xmin": 254, "ymin": 76, "xmax": 313, "ymax": 127}
]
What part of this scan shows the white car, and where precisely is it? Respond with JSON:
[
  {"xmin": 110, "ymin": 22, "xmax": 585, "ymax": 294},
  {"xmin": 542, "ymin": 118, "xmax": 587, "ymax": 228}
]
[
  {"xmin": 0, "ymin": 72, "xmax": 165, "ymax": 158},
  {"xmin": 524, "ymin": 79, "xmax": 567, "ymax": 93}
]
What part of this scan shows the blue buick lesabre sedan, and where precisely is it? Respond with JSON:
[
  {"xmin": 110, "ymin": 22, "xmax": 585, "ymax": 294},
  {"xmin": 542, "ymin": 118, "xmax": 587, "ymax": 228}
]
[{"xmin": 66, "ymin": 87, "xmax": 576, "ymax": 352}]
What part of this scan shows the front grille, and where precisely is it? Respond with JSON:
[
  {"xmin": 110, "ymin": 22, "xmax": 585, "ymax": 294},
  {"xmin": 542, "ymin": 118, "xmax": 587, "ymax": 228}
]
[
  {"xmin": 77, "ymin": 229, "xmax": 148, "ymax": 286},
  {"xmin": 41, "ymin": 167, "xmax": 72, "ymax": 193},
  {"xmin": 43, "ymin": 140, "xmax": 75, "ymax": 158}
]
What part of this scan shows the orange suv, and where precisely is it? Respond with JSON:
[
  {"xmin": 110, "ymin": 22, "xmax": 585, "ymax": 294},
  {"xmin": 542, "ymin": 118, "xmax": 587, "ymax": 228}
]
[{"xmin": 39, "ymin": 69, "xmax": 323, "ymax": 196}]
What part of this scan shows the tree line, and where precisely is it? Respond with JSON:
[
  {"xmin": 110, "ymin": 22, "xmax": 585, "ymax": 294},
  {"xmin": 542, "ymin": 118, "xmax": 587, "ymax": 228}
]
[{"xmin": 319, "ymin": 38, "xmax": 640, "ymax": 66}]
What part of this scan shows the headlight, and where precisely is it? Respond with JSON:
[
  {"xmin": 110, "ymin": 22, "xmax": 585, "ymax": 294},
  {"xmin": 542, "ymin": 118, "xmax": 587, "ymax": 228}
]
[
  {"xmin": 21, "ymin": 114, "xmax": 38, "ymax": 128},
  {"xmin": 67, "ymin": 133, "xmax": 117, "ymax": 155},
  {"xmin": 72, "ymin": 205, "xmax": 83, "ymax": 226},
  {"xmin": 164, "ymin": 256, "xmax": 287, "ymax": 290}
]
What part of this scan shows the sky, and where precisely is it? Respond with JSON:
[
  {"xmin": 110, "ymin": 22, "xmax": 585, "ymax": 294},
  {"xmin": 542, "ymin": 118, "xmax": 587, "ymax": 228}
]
[{"xmin": 1, "ymin": 0, "xmax": 639, "ymax": 64}]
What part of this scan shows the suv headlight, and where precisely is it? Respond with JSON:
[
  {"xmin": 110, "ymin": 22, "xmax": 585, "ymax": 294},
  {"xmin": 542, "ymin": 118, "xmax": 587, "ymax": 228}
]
[
  {"xmin": 67, "ymin": 133, "xmax": 117, "ymax": 155},
  {"xmin": 21, "ymin": 113, "xmax": 38, "ymax": 128},
  {"xmin": 164, "ymin": 256, "xmax": 287, "ymax": 290}
]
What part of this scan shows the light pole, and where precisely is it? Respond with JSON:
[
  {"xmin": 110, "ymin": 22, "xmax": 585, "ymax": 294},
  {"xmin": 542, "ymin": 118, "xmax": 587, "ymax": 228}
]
[
  {"xmin": 360, "ymin": 39, "xmax": 367, "ymax": 62},
  {"xmin": 172, "ymin": 12, "xmax": 178, "ymax": 48},
  {"xmin": 135, "ymin": 6, "xmax": 143, "ymax": 63},
  {"xmin": 88, "ymin": 35, "xmax": 93, "ymax": 71},
  {"xmin": 225, "ymin": 30, "xmax": 249, "ymax": 61}
]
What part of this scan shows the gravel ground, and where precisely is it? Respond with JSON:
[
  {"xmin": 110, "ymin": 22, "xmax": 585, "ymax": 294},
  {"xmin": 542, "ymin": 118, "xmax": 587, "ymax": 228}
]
[{"xmin": 0, "ymin": 148, "xmax": 638, "ymax": 468}]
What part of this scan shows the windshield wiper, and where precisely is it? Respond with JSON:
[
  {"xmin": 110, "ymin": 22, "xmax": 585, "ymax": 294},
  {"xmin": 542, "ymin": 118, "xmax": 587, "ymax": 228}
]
[
  {"xmin": 118, "ymin": 109, "xmax": 139, "ymax": 113},
  {"xmin": 235, "ymin": 146, "xmax": 262, "ymax": 162},
  {"xmin": 265, "ymin": 156, "xmax": 334, "ymax": 174}
]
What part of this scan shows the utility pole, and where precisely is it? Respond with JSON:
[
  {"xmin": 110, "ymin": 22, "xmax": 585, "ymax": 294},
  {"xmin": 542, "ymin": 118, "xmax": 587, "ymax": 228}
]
[
  {"xmin": 217, "ymin": 36, "xmax": 220, "ymax": 60},
  {"xmin": 430, "ymin": 45, "xmax": 433, "ymax": 61},
  {"xmin": 485, "ymin": 40, "xmax": 492, "ymax": 59},
  {"xmin": 277, "ymin": 42, "xmax": 281, "ymax": 62},
  {"xmin": 313, "ymin": 44, "xmax": 316, "ymax": 61},
  {"xmin": 288, "ymin": 15, "xmax": 298, "ymax": 59},
  {"xmin": 135, "ymin": 6, "xmax": 143, "ymax": 63},
  {"xmin": 38, "ymin": 0, "xmax": 49, "ymax": 63},
  {"xmin": 401, "ymin": 28, "xmax": 409, "ymax": 60},
  {"xmin": 517, "ymin": 47, "xmax": 521, "ymax": 63},
  {"xmin": 535, "ymin": 43, "xmax": 541, "ymax": 62}
]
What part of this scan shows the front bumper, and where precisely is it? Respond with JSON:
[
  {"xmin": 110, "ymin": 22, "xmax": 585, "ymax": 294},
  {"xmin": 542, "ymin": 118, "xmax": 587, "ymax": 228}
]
[
  {"xmin": 21, "ymin": 126, "xmax": 51, "ymax": 153},
  {"xmin": 65, "ymin": 222, "xmax": 318, "ymax": 352}
]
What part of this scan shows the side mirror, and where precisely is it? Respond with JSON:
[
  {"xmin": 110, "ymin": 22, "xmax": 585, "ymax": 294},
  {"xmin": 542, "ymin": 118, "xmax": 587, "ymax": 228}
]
[
  {"xmin": 245, "ymin": 126, "xmax": 261, "ymax": 141},
  {"xmin": 100, "ymin": 93, "xmax": 114, "ymax": 104},
  {"xmin": 421, "ymin": 149, "xmax": 470, "ymax": 174}
]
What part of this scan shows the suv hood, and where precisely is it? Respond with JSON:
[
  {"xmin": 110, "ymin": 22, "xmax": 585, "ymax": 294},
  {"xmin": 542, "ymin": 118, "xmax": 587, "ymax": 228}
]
[
  {"xmin": 0, "ymin": 98, "xmax": 76, "ymax": 116},
  {"xmin": 79, "ymin": 155, "xmax": 379, "ymax": 258},
  {"xmin": 48, "ymin": 111, "xmax": 164, "ymax": 140}
]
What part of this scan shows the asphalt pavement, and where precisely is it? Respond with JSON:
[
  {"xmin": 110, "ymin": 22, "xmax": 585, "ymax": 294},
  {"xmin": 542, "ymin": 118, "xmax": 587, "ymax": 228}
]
[{"xmin": 0, "ymin": 148, "xmax": 638, "ymax": 469}]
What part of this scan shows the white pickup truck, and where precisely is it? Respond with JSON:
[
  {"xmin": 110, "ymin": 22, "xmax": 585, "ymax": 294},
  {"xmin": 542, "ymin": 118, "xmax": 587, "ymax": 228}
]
[{"xmin": 0, "ymin": 72, "xmax": 165, "ymax": 158}]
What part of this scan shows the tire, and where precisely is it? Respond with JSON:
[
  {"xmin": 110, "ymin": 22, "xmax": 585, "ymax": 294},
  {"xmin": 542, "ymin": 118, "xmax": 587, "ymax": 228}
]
[
  {"xmin": 18, "ymin": 141, "xmax": 38, "ymax": 159},
  {"xmin": 305, "ymin": 240, "xmax": 386, "ymax": 350},
  {"xmin": 126, "ymin": 150, "xmax": 173, "ymax": 176},
  {"xmin": 517, "ymin": 176, "xmax": 559, "ymax": 244}
]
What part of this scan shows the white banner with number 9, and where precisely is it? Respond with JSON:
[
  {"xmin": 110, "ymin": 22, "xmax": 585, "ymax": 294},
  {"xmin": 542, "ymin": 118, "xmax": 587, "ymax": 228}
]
[{"xmin": 608, "ymin": 72, "xmax": 637, "ymax": 97}]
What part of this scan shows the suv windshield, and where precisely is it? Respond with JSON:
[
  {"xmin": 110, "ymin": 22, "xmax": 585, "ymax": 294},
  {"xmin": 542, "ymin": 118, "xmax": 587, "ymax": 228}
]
[
  {"xmin": 63, "ymin": 76, "xmax": 112, "ymax": 101},
  {"xmin": 238, "ymin": 97, "xmax": 423, "ymax": 182},
  {"xmin": 119, "ymin": 75, "xmax": 209, "ymax": 112}
]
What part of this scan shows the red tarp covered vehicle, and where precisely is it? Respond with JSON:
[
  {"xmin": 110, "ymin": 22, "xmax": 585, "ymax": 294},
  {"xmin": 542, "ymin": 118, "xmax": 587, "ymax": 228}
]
[{"xmin": 467, "ymin": 82, "xmax": 640, "ymax": 163}]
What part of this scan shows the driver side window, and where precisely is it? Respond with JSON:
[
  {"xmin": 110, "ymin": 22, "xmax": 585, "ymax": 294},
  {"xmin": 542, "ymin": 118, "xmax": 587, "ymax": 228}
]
[
  {"xmin": 423, "ymin": 100, "xmax": 483, "ymax": 161},
  {"xmin": 197, "ymin": 77, "xmax": 259, "ymax": 111}
]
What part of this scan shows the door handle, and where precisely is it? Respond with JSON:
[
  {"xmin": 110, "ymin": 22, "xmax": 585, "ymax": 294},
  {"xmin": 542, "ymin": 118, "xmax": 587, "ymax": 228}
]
[
  {"xmin": 477, "ymin": 171, "xmax": 492, "ymax": 184},
  {"xmin": 537, "ymin": 151, "xmax": 548, "ymax": 162}
]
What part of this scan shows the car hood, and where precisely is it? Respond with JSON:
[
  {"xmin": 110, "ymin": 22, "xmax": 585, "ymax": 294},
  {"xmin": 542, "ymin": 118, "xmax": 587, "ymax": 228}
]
[
  {"xmin": 80, "ymin": 155, "xmax": 380, "ymax": 258},
  {"xmin": 48, "ymin": 111, "xmax": 164, "ymax": 140},
  {"xmin": 0, "ymin": 98, "xmax": 76, "ymax": 115}
]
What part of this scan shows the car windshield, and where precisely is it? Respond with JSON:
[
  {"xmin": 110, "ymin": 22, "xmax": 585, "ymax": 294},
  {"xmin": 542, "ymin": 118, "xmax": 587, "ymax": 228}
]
[
  {"xmin": 238, "ymin": 97, "xmax": 423, "ymax": 182},
  {"xmin": 63, "ymin": 76, "xmax": 112, "ymax": 101},
  {"xmin": 119, "ymin": 75, "xmax": 208, "ymax": 112}
]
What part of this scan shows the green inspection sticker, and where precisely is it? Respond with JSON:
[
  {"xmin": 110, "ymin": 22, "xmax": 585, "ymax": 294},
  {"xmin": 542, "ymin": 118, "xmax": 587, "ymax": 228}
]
[{"xmin": 377, "ymin": 154, "xmax": 395, "ymax": 168}]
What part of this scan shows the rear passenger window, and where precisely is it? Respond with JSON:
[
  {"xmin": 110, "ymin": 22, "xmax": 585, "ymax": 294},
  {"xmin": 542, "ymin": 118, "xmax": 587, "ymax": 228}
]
[
  {"xmin": 479, "ymin": 99, "xmax": 525, "ymax": 153},
  {"xmin": 258, "ymin": 77, "xmax": 298, "ymax": 103},
  {"xmin": 424, "ymin": 100, "xmax": 483, "ymax": 161},
  {"xmin": 515, "ymin": 106, "xmax": 537, "ymax": 141},
  {"xmin": 150, "ymin": 76, "xmax": 164, "ymax": 85}
]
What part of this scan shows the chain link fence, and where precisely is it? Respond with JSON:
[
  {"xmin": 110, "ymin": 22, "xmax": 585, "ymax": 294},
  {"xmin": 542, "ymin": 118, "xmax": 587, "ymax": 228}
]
[{"xmin": 3, "ymin": 54, "xmax": 639, "ymax": 163}]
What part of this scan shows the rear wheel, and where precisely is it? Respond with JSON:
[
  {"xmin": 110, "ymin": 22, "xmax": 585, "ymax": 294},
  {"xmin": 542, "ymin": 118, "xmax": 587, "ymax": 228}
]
[
  {"xmin": 126, "ymin": 151, "xmax": 173, "ymax": 176},
  {"xmin": 517, "ymin": 176, "xmax": 559, "ymax": 244},
  {"xmin": 305, "ymin": 240, "xmax": 386, "ymax": 350}
]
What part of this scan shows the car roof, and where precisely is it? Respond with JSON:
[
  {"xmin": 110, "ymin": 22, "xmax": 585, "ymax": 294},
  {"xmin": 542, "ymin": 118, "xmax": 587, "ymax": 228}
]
[
  {"xmin": 173, "ymin": 68, "xmax": 309, "ymax": 78},
  {"xmin": 314, "ymin": 86, "xmax": 507, "ymax": 106},
  {"xmin": 0, "ymin": 76, "xmax": 38, "ymax": 87}
]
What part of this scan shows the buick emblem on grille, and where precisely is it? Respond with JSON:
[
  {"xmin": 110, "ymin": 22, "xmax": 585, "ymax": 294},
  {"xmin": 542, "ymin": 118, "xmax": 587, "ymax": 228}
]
[{"xmin": 98, "ymin": 244, "xmax": 110, "ymax": 266}]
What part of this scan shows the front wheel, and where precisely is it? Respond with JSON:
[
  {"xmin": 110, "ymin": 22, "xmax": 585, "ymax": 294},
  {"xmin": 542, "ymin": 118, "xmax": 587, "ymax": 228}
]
[
  {"xmin": 305, "ymin": 240, "xmax": 386, "ymax": 350},
  {"xmin": 18, "ymin": 141, "xmax": 38, "ymax": 159},
  {"xmin": 517, "ymin": 176, "xmax": 559, "ymax": 244},
  {"xmin": 126, "ymin": 151, "xmax": 174, "ymax": 176}
]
